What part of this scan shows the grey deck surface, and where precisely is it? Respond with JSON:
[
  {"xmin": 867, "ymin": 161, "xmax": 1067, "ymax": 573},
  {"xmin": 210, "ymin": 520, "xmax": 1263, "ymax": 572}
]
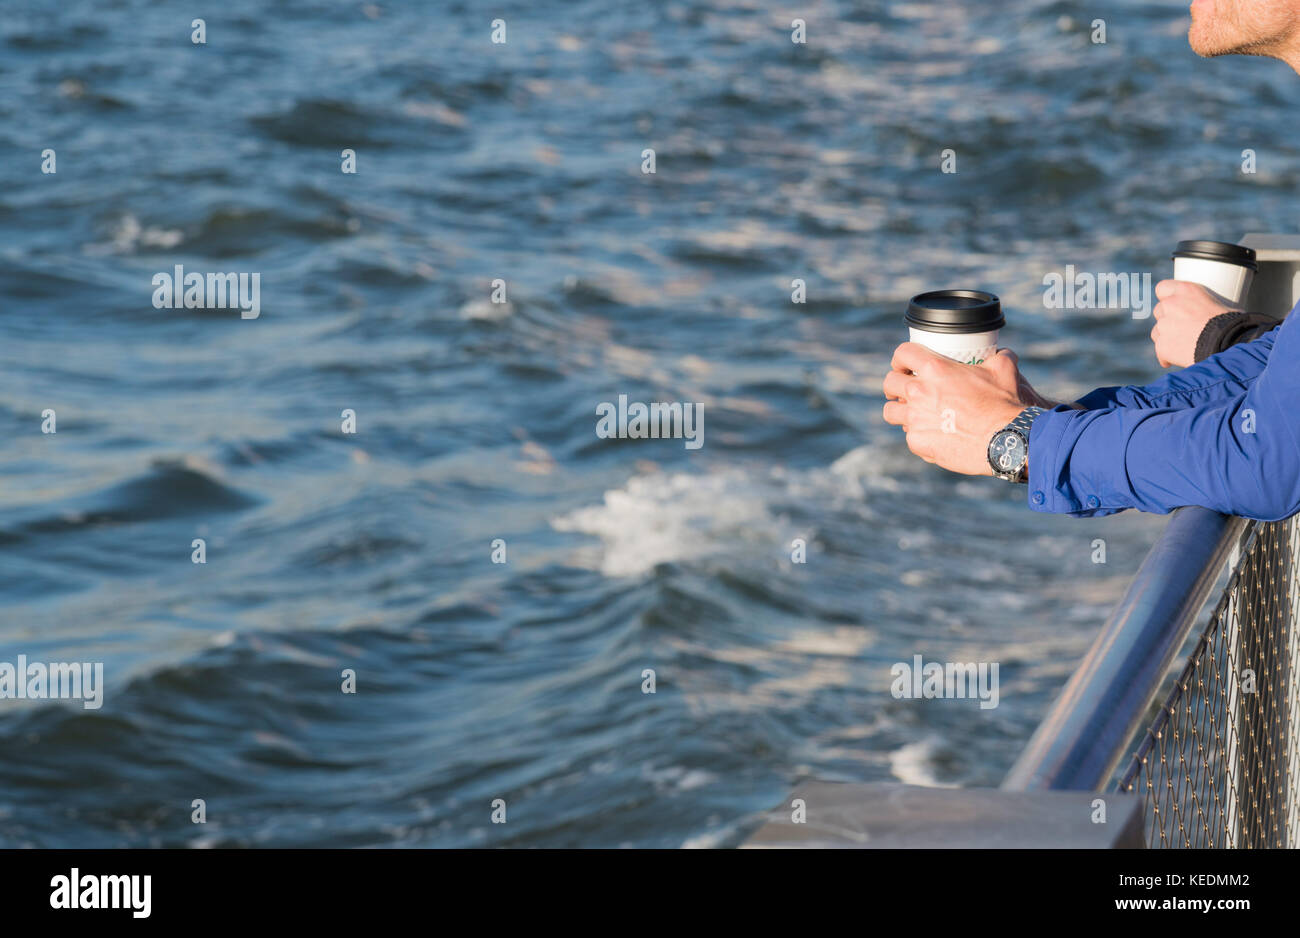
[{"xmin": 742, "ymin": 782, "xmax": 1145, "ymax": 848}]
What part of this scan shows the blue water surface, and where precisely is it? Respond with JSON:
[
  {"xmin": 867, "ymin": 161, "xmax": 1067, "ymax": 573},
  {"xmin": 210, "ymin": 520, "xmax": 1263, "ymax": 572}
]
[{"xmin": 1, "ymin": 0, "xmax": 1296, "ymax": 846}]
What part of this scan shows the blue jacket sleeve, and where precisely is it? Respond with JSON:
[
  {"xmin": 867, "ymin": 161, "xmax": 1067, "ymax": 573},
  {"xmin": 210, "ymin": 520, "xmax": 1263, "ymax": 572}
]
[
  {"xmin": 1073, "ymin": 322, "xmax": 1279, "ymax": 410},
  {"xmin": 1028, "ymin": 314, "xmax": 1300, "ymax": 520}
]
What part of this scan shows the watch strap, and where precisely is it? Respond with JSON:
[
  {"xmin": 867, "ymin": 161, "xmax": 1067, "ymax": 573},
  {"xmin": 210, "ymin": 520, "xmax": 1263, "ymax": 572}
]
[{"xmin": 1007, "ymin": 405, "xmax": 1045, "ymax": 438}]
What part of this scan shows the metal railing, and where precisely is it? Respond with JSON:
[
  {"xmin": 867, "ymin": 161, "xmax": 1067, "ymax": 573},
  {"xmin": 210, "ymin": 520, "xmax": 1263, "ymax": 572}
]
[
  {"xmin": 1116, "ymin": 513, "xmax": 1300, "ymax": 847},
  {"xmin": 1003, "ymin": 506, "xmax": 1300, "ymax": 847}
]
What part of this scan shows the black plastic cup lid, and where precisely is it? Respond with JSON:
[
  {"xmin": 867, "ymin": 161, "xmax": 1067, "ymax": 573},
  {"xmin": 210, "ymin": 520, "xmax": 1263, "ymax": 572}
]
[
  {"xmin": 904, "ymin": 289, "xmax": 1005, "ymax": 334},
  {"xmin": 1172, "ymin": 240, "xmax": 1258, "ymax": 271}
]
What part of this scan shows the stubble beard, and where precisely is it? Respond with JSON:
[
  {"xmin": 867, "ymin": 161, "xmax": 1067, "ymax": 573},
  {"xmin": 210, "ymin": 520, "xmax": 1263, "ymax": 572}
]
[{"xmin": 1189, "ymin": 3, "xmax": 1300, "ymax": 60}]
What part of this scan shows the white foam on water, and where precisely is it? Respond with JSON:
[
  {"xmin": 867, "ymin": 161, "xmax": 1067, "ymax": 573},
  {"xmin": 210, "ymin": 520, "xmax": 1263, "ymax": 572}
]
[
  {"xmin": 551, "ymin": 469, "xmax": 773, "ymax": 577},
  {"xmin": 85, "ymin": 214, "xmax": 184, "ymax": 255},
  {"xmin": 680, "ymin": 817, "xmax": 749, "ymax": 849},
  {"xmin": 641, "ymin": 763, "xmax": 718, "ymax": 793},
  {"xmin": 550, "ymin": 445, "xmax": 902, "ymax": 578},
  {"xmin": 458, "ymin": 298, "xmax": 513, "ymax": 321},
  {"xmin": 889, "ymin": 737, "xmax": 956, "ymax": 788}
]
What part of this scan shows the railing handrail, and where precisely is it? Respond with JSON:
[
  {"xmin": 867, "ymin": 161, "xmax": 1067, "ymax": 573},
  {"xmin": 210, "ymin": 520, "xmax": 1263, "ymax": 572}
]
[{"xmin": 1002, "ymin": 506, "xmax": 1251, "ymax": 792}]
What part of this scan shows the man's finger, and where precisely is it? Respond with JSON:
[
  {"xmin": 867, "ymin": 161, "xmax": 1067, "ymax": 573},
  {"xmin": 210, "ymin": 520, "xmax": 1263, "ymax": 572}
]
[
  {"xmin": 891, "ymin": 341, "xmax": 942, "ymax": 375},
  {"xmin": 1152, "ymin": 301, "xmax": 1165, "ymax": 321},
  {"xmin": 882, "ymin": 400, "xmax": 907, "ymax": 426},
  {"xmin": 903, "ymin": 429, "xmax": 936, "ymax": 462},
  {"xmin": 882, "ymin": 370, "xmax": 911, "ymax": 400},
  {"xmin": 1155, "ymin": 279, "xmax": 1180, "ymax": 300},
  {"xmin": 1154, "ymin": 332, "xmax": 1169, "ymax": 367},
  {"xmin": 981, "ymin": 347, "xmax": 1018, "ymax": 374}
]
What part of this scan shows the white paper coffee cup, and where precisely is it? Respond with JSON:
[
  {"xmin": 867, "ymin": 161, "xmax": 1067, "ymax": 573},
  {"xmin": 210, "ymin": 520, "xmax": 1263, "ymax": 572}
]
[
  {"xmin": 904, "ymin": 290, "xmax": 1005, "ymax": 365},
  {"xmin": 906, "ymin": 327, "xmax": 1000, "ymax": 365},
  {"xmin": 1172, "ymin": 241, "xmax": 1257, "ymax": 306}
]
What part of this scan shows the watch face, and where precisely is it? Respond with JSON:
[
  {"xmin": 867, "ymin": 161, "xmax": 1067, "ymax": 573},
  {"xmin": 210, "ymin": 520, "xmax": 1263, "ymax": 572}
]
[{"xmin": 990, "ymin": 430, "xmax": 1026, "ymax": 475}]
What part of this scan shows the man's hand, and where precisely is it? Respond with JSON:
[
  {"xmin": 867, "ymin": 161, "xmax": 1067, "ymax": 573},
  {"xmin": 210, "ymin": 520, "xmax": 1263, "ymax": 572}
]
[
  {"xmin": 1151, "ymin": 279, "xmax": 1240, "ymax": 369},
  {"xmin": 1012, "ymin": 367, "xmax": 1061, "ymax": 412},
  {"xmin": 882, "ymin": 343, "xmax": 1026, "ymax": 476}
]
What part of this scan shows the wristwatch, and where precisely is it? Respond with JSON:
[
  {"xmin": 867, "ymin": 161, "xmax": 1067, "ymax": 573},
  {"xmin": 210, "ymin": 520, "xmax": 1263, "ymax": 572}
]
[{"xmin": 988, "ymin": 406, "xmax": 1045, "ymax": 483}]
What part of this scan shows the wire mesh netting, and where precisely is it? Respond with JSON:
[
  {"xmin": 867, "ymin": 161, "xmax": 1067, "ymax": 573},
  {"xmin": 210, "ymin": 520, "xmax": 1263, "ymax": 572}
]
[{"xmin": 1116, "ymin": 516, "xmax": 1300, "ymax": 848}]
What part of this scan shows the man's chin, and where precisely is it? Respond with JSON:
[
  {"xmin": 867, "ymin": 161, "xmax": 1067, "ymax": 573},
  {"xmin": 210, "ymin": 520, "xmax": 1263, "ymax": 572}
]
[
  {"xmin": 1189, "ymin": 22, "xmax": 1249, "ymax": 58},
  {"xmin": 1188, "ymin": 28, "xmax": 1226, "ymax": 58},
  {"xmin": 1188, "ymin": 0, "xmax": 1236, "ymax": 57}
]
